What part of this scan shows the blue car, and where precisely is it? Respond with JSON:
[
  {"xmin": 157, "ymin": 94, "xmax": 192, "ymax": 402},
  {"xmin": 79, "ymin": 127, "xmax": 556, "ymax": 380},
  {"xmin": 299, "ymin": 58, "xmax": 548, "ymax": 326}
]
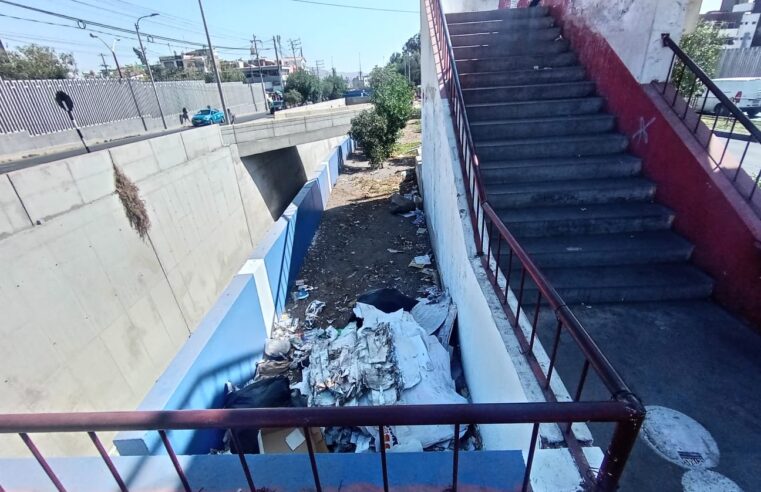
[{"xmin": 191, "ymin": 108, "xmax": 225, "ymax": 126}]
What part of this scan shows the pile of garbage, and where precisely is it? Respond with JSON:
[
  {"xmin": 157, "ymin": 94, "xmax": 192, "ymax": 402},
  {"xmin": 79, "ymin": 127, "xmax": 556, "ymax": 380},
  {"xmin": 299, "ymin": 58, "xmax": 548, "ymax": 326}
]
[{"xmin": 219, "ymin": 288, "xmax": 478, "ymax": 454}]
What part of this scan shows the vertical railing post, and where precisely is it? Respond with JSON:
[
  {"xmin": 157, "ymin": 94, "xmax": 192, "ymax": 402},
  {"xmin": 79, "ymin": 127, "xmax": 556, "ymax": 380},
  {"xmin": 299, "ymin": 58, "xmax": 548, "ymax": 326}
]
[
  {"xmin": 452, "ymin": 423, "xmax": 460, "ymax": 492},
  {"xmin": 304, "ymin": 427, "xmax": 323, "ymax": 492},
  {"xmin": 158, "ymin": 430, "xmax": 191, "ymax": 492},
  {"xmin": 595, "ymin": 398, "xmax": 645, "ymax": 491},
  {"xmin": 19, "ymin": 433, "xmax": 67, "ymax": 492},
  {"xmin": 378, "ymin": 425, "xmax": 390, "ymax": 492}
]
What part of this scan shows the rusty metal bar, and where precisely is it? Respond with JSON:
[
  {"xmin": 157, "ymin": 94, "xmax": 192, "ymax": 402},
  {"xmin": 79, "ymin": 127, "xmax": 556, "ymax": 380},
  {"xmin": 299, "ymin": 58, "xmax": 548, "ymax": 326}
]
[
  {"xmin": 378, "ymin": 425, "xmax": 389, "ymax": 492},
  {"xmin": 595, "ymin": 397, "xmax": 645, "ymax": 490},
  {"xmin": 545, "ymin": 320, "xmax": 563, "ymax": 390},
  {"xmin": 19, "ymin": 433, "xmax": 67, "ymax": 492},
  {"xmin": 0, "ymin": 402, "xmax": 638, "ymax": 434},
  {"xmin": 230, "ymin": 431, "xmax": 256, "ymax": 492},
  {"xmin": 88, "ymin": 431, "xmax": 128, "ymax": 492},
  {"xmin": 158, "ymin": 430, "xmax": 191, "ymax": 492},
  {"xmin": 521, "ymin": 423, "xmax": 540, "ymax": 492},
  {"xmin": 452, "ymin": 423, "xmax": 460, "ymax": 492},
  {"xmin": 663, "ymin": 52, "xmax": 675, "ymax": 95},
  {"xmin": 304, "ymin": 427, "xmax": 323, "ymax": 492},
  {"xmin": 514, "ymin": 269, "xmax": 527, "ymax": 328},
  {"xmin": 528, "ymin": 290, "xmax": 542, "ymax": 352}
]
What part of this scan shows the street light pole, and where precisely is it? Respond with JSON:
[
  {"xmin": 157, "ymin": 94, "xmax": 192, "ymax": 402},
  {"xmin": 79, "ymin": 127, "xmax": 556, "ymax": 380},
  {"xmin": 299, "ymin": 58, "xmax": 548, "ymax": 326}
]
[
  {"xmin": 252, "ymin": 35, "xmax": 269, "ymax": 112},
  {"xmin": 197, "ymin": 0, "xmax": 229, "ymax": 124},
  {"xmin": 135, "ymin": 13, "xmax": 167, "ymax": 129},
  {"xmin": 90, "ymin": 33, "xmax": 147, "ymax": 131}
]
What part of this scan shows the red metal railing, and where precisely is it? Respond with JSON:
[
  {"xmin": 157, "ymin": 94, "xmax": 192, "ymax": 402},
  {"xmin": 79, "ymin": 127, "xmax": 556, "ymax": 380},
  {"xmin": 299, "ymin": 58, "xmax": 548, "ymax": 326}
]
[
  {"xmin": 426, "ymin": 0, "xmax": 644, "ymax": 488},
  {"xmin": 0, "ymin": 3, "xmax": 643, "ymax": 492}
]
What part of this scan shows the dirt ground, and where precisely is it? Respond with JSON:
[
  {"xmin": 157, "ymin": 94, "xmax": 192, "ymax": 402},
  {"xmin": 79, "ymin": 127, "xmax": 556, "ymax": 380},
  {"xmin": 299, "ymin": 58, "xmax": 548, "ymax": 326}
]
[{"xmin": 283, "ymin": 118, "xmax": 432, "ymax": 328}]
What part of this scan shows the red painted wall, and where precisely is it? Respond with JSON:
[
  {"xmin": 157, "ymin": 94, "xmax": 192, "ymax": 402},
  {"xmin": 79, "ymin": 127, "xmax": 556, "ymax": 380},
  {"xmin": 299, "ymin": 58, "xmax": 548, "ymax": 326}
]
[{"xmin": 504, "ymin": 1, "xmax": 761, "ymax": 327}]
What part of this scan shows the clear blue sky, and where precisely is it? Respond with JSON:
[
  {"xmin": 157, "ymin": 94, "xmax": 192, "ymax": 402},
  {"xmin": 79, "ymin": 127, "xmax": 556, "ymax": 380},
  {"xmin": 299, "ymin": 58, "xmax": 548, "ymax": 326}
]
[{"xmin": 0, "ymin": 0, "xmax": 420, "ymax": 75}]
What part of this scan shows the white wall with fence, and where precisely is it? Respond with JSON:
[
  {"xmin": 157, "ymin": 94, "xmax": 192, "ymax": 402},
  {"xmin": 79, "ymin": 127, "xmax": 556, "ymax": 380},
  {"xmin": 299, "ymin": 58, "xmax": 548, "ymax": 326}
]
[
  {"xmin": 0, "ymin": 78, "xmax": 266, "ymax": 137},
  {"xmin": 716, "ymin": 47, "xmax": 761, "ymax": 78}
]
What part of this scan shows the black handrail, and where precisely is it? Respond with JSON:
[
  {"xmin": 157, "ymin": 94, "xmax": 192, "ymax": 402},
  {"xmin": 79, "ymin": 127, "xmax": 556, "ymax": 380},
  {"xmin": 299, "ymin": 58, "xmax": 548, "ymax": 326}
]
[
  {"xmin": 662, "ymin": 33, "xmax": 761, "ymax": 142},
  {"xmin": 660, "ymin": 32, "xmax": 761, "ymax": 204}
]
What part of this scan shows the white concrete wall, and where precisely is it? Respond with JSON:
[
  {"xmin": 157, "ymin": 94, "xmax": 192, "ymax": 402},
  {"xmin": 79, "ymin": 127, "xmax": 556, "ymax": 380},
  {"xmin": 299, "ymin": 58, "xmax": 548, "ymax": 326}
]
[
  {"xmin": 419, "ymin": 1, "xmax": 532, "ymax": 451},
  {"xmin": 0, "ymin": 125, "xmax": 341, "ymax": 457},
  {"xmin": 558, "ymin": 0, "xmax": 701, "ymax": 83}
]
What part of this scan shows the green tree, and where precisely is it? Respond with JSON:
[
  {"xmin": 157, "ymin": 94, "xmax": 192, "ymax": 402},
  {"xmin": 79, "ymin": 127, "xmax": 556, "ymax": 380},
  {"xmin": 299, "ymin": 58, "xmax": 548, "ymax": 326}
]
[
  {"xmin": 284, "ymin": 89, "xmax": 303, "ymax": 107},
  {"xmin": 285, "ymin": 68, "xmax": 321, "ymax": 103},
  {"xmin": 387, "ymin": 34, "xmax": 420, "ymax": 86},
  {"xmin": 321, "ymin": 68, "xmax": 348, "ymax": 100},
  {"xmin": 673, "ymin": 23, "xmax": 723, "ymax": 100},
  {"xmin": 0, "ymin": 44, "xmax": 76, "ymax": 80},
  {"xmin": 350, "ymin": 66, "xmax": 414, "ymax": 168}
]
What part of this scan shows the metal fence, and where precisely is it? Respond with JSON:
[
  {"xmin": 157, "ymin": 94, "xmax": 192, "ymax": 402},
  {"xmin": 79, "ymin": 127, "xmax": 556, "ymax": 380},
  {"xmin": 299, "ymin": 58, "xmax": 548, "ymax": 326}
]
[
  {"xmin": 0, "ymin": 78, "xmax": 265, "ymax": 136},
  {"xmin": 716, "ymin": 47, "xmax": 761, "ymax": 78}
]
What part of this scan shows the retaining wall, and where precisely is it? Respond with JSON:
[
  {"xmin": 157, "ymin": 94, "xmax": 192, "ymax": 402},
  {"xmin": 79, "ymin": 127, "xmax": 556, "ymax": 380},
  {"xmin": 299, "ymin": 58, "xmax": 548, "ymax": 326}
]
[{"xmin": 0, "ymin": 124, "xmax": 347, "ymax": 457}]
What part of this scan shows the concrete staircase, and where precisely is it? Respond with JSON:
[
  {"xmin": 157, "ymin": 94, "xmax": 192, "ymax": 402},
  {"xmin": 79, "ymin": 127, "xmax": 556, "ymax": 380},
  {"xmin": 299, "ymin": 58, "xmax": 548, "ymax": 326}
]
[{"xmin": 448, "ymin": 7, "xmax": 714, "ymax": 304}]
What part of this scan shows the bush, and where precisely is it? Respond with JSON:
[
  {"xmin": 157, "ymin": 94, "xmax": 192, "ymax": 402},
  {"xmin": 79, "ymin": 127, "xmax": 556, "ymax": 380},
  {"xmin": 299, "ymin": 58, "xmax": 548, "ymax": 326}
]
[
  {"xmin": 284, "ymin": 89, "xmax": 303, "ymax": 107},
  {"xmin": 285, "ymin": 68, "xmax": 321, "ymax": 104},
  {"xmin": 349, "ymin": 108, "xmax": 394, "ymax": 168},
  {"xmin": 350, "ymin": 66, "xmax": 414, "ymax": 168}
]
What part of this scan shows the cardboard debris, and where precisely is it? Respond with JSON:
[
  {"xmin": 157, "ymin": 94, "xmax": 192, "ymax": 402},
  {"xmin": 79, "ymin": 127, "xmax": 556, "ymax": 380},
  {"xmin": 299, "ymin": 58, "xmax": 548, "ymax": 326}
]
[
  {"xmin": 409, "ymin": 254, "xmax": 432, "ymax": 269},
  {"xmin": 258, "ymin": 427, "xmax": 328, "ymax": 454}
]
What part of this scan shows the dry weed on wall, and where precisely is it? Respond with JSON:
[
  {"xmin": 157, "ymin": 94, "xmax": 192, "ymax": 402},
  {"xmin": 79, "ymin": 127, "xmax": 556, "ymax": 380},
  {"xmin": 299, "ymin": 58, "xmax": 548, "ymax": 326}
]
[{"xmin": 113, "ymin": 164, "xmax": 151, "ymax": 239}]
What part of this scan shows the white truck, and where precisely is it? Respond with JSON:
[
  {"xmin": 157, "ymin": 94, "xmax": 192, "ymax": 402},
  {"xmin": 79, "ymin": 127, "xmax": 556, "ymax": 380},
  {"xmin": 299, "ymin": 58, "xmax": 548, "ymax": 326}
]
[{"xmin": 701, "ymin": 77, "xmax": 761, "ymax": 118}]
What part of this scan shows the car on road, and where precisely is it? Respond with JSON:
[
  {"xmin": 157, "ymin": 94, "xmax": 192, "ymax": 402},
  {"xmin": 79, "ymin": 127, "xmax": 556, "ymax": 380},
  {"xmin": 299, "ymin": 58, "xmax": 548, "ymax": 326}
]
[
  {"xmin": 191, "ymin": 108, "xmax": 225, "ymax": 126},
  {"xmin": 269, "ymin": 100, "xmax": 286, "ymax": 114},
  {"xmin": 702, "ymin": 77, "xmax": 761, "ymax": 118}
]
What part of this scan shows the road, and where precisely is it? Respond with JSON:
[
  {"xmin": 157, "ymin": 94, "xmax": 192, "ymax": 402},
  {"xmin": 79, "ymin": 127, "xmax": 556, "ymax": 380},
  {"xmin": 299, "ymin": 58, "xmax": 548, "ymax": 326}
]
[{"xmin": 0, "ymin": 111, "xmax": 271, "ymax": 174}]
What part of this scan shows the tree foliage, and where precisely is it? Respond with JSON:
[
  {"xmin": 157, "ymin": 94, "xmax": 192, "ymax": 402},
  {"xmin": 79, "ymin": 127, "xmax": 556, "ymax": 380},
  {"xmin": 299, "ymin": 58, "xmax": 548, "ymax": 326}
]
[
  {"xmin": 321, "ymin": 68, "xmax": 348, "ymax": 100},
  {"xmin": 672, "ymin": 22, "xmax": 724, "ymax": 97},
  {"xmin": 285, "ymin": 68, "xmax": 321, "ymax": 104},
  {"xmin": 284, "ymin": 89, "xmax": 303, "ymax": 107},
  {"xmin": 387, "ymin": 34, "xmax": 420, "ymax": 86},
  {"xmin": 350, "ymin": 66, "xmax": 414, "ymax": 168},
  {"xmin": 151, "ymin": 65, "xmax": 205, "ymax": 81},
  {"xmin": 0, "ymin": 44, "xmax": 76, "ymax": 80}
]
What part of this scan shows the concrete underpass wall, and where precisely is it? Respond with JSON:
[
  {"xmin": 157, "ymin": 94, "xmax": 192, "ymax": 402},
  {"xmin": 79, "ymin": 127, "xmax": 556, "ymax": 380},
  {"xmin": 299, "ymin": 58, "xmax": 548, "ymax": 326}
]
[
  {"xmin": 420, "ymin": 0, "xmax": 532, "ymax": 451},
  {"xmin": 0, "ymin": 125, "xmax": 345, "ymax": 456}
]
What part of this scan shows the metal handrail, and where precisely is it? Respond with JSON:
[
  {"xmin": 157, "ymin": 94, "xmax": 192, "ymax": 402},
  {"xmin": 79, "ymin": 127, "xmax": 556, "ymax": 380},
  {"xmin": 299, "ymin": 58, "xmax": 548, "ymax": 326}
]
[
  {"xmin": 660, "ymin": 32, "xmax": 761, "ymax": 204},
  {"xmin": 0, "ymin": 402, "xmax": 635, "ymax": 434},
  {"xmin": 428, "ymin": 0, "xmax": 644, "ymax": 488},
  {"xmin": 662, "ymin": 33, "xmax": 761, "ymax": 142}
]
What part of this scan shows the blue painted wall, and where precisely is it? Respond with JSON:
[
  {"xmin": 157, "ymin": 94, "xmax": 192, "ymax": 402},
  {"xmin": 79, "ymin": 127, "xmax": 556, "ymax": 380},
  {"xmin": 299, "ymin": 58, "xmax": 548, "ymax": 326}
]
[{"xmin": 115, "ymin": 136, "xmax": 351, "ymax": 456}]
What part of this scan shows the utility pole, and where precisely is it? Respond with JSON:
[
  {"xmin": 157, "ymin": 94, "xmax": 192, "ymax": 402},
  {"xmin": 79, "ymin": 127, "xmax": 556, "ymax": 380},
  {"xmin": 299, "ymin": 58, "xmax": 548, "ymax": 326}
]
[
  {"xmin": 98, "ymin": 53, "xmax": 110, "ymax": 78},
  {"xmin": 358, "ymin": 52, "xmax": 363, "ymax": 88},
  {"xmin": 314, "ymin": 59, "xmax": 324, "ymax": 80},
  {"xmin": 135, "ymin": 13, "xmax": 167, "ymax": 129},
  {"xmin": 273, "ymin": 35, "xmax": 285, "ymax": 93},
  {"xmin": 91, "ymin": 33, "xmax": 146, "ymax": 131},
  {"xmin": 251, "ymin": 35, "xmax": 269, "ymax": 112},
  {"xmin": 198, "ymin": 0, "xmax": 229, "ymax": 124},
  {"xmin": 288, "ymin": 38, "xmax": 302, "ymax": 69}
]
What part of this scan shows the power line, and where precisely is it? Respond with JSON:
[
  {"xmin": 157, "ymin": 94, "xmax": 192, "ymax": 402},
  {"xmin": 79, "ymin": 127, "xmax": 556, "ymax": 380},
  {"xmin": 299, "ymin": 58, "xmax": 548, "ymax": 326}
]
[
  {"xmin": 290, "ymin": 0, "xmax": 418, "ymax": 14},
  {"xmin": 0, "ymin": 0, "xmax": 251, "ymax": 51}
]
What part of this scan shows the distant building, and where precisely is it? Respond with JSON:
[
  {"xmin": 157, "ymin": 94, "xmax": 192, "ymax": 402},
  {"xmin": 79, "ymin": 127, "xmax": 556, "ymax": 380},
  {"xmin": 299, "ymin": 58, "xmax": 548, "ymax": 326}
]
[
  {"xmin": 159, "ymin": 48, "xmax": 220, "ymax": 73},
  {"xmin": 701, "ymin": 0, "xmax": 761, "ymax": 48}
]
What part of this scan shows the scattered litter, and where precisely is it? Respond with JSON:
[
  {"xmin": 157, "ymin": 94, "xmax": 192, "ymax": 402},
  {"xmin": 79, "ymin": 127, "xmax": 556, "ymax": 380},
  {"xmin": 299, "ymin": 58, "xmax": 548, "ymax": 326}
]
[
  {"xmin": 255, "ymin": 358, "xmax": 290, "ymax": 381},
  {"xmin": 305, "ymin": 300, "xmax": 326, "ymax": 327},
  {"xmin": 400, "ymin": 211, "xmax": 416, "ymax": 218},
  {"xmin": 566, "ymin": 247, "xmax": 583, "ymax": 252},
  {"xmin": 389, "ymin": 193, "xmax": 416, "ymax": 214},
  {"xmin": 294, "ymin": 286, "xmax": 310, "ymax": 301},
  {"xmin": 409, "ymin": 254, "xmax": 432, "ymax": 269},
  {"xmin": 412, "ymin": 210, "xmax": 426, "ymax": 226},
  {"xmin": 412, "ymin": 292, "xmax": 452, "ymax": 335},
  {"xmin": 356, "ymin": 288, "xmax": 417, "ymax": 314},
  {"xmin": 264, "ymin": 339, "xmax": 291, "ymax": 359},
  {"xmin": 387, "ymin": 248, "xmax": 402, "ymax": 254},
  {"xmin": 416, "ymin": 227, "xmax": 427, "ymax": 235}
]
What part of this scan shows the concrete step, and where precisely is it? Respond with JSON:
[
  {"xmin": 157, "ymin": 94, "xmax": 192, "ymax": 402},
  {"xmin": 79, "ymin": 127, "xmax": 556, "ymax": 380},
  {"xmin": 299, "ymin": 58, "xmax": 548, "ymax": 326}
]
[
  {"xmin": 497, "ymin": 203, "xmax": 674, "ymax": 237},
  {"xmin": 471, "ymin": 114, "xmax": 615, "ymax": 141},
  {"xmin": 446, "ymin": 6, "xmax": 549, "ymax": 24},
  {"xmin": 457, "ymin": 52, "xmax": 577, "ymax": 73},
  {"xmin": 486, "ymin": 177, "xmax": 656, "ymax": 208},
  {"xmin": 479, "ymin": 155, "xmax": 643, "ymax": 184},
  {"xmin": 447, "ymin": 17, "xmax": 555, "ymax": 36},
  {"xmin": 514, "ymin": 231, "xmax": 695, "ymax": 268},
  {"xmin": 454, "ymin": 39, "xmax": 570, "ymax": 60},
  {"xmin": 463, "ymin": 81, "xmax": 595, "ymax": 104},
  {"xmin": 510, "ymin": 264, "xmax": 714, "ymax": 303},
  {"xmin": 476, "ymin": 134, "xmax": 629, "ymax": 161},
  {"xmin": 467, "ymin": 97, "xmax": 604, "ymax": 121},
  {"xmin": 459, "ymin": 66, "xmax": 586, "ymax": 89},
  {"xmin": 451, "ymin": 27, "xmax": 561, "ymax": 47}
]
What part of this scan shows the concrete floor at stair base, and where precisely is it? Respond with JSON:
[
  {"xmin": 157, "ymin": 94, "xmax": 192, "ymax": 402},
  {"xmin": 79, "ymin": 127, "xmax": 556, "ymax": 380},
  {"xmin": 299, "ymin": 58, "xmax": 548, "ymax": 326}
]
[{"xmin": 533, "ymin": 299, "xmax": 760, "ymax": 491}]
